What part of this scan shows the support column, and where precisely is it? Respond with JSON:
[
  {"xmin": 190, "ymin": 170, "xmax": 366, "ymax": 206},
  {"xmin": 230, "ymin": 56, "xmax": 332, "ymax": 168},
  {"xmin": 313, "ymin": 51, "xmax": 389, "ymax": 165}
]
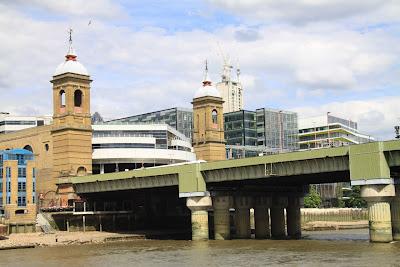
[
  {"xmin": 213, "ymin": 196, "xmax": 232, "ymax": 240},
  {"xmin": 254, "ymin": 196, "xmax": 271, "ymax": 239},
  {"xmin": 361, "ymin": 184, "xmax": 395, "ymax": 242},
  {"xmin": 187, "ymin": 196, "xmax": 212, "ymax": 241},
  {"xmin": 100, "ymin": 164, "xmax": 104, "ymax": 174},
  {"xmin": 270, "ymin": 196, "xmax": 287, "ymax": 239},
  {"xmin": 287, "ymin": 196, "xmax": 302, "ymax": 239},
  {"xmin": 234, "ymin": 196, "xmax": 252, "ymax": 239},
  {"xmin": 391, "ymin": 185, "xmax": 400, "ymax": 240}
]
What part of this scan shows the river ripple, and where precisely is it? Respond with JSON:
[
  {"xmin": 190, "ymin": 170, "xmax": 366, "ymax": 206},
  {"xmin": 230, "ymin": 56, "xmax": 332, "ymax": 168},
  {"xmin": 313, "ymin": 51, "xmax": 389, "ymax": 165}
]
[{"xmin": 1, "ymin": 229, "xmax": 399, "ymax": 267}]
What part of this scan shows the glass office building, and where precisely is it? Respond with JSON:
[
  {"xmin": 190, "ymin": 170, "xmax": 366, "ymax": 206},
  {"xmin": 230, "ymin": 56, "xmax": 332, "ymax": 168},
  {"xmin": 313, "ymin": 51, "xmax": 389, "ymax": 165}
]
[
  {"xmin": 256, "ymin": 108, "xmax": 299, "ymax": 152},
  {"xmin": 105, "ymin": 107, "xmax": 193, "ymax": 139},
  {"xmin": 224, "ymin": 110, "xmax": 259, "ymax": 158}
]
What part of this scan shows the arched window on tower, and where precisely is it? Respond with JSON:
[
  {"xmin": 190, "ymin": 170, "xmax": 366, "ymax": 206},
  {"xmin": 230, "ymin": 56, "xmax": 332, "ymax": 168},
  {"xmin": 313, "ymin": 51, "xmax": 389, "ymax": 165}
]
[
  {"xmin": 212, "ymin": 109, "xmax": 218, "ymax": 126},
  {"xmin": 59, "ymin": 90, "xmax": 66, "ymax": 113},
  {"xmin": 74, "ymin": 90, "xmax": 83, "ymax": 113}
]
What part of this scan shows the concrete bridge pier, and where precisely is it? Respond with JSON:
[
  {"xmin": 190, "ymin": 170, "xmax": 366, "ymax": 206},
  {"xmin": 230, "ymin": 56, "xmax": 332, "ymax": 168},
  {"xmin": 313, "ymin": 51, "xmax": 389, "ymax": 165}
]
[
  {"xmin": 213, "ymin": 195, "xmax": 232, "ymax": 240},
  {"xmin": 391, "ymin": 184, "xmax": 400, "ymax": 241},
  {"xmin": 254, "ymin": 196, "xmax": 271, "ymax": 239},
  {"xmin": 270, "ymin": 196, "xmax": 288, "ymax": 239},
  {"xmin": 286, "ymin": 196, "xmax": 302, "ymax": 239},
  {"xmin": 361, "ymin": 183, "xmax": 395, "ymax": 242},
  {"xmin": 186, "ymin": 196, "xmax": 212, "ymax": 241},
  {"xmin": 234, "ymin": 196, "xmax": 253, "ymax": 239}
]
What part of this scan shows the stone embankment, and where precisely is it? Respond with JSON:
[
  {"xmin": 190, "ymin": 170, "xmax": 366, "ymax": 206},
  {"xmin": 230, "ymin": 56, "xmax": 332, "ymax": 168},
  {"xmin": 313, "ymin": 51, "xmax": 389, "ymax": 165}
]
[
  {"xmin": 300, "ymin": 208, "xmax": 368, "ymax": 230},
  {"xmin": 0, "ymin": 231, "xmax": 144, "ymax": 250}
]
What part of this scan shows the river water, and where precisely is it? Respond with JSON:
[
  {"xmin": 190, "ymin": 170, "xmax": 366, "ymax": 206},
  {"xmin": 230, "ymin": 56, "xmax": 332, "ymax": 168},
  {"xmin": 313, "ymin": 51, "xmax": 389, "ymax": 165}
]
[{"xmin": 1, "ymin": 229, "xmax": 400, "ymax": 267}]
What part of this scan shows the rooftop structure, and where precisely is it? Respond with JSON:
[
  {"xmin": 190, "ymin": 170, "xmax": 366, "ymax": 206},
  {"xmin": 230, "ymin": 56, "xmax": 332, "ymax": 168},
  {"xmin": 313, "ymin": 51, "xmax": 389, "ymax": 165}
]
[
  {"xmin": 216, "ymin": 58, "xmax": 243, "ymax": 113},
  {"xmin": 105, "ymin": 107, "xmax": 193, "ymax": 139},
  {"xmin": 298, "ymin": 114, "xmax": 373, "ymax": 149},
  {"xmin": 0, "ymin": 113, "xmax": 52, "ymax": 135},
  {"xmin": 92, "ymin": 124, "xmax": 195, "ymax": 174}
]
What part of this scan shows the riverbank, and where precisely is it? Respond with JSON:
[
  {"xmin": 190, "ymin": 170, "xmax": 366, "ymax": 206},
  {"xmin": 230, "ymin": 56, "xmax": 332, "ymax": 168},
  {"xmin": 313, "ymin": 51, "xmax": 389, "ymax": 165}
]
[
  {"xmin": 302, "ymin": 220, "xmax": 368, "ymax": 231},
  {"xmin": 0, "ymin": 231, "xmax": 145, "ymax": 250}
]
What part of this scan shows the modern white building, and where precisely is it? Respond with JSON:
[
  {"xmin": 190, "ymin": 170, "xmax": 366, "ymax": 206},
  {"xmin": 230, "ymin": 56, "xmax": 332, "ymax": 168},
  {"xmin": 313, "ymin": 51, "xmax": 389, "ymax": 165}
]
[
  {"xmin": 298, "ymin": 114, "xmax": 373, "ymax": 150},
  {"xmin": 299, "ymin": 114, "xmax": 374, "ymax": 207},
  {"xmin": 91, "ymin": 124, "xmax": 196, "ymax": 174},
  {"xmin": 216, "ymin": 61, "xmax": 243, "ymax": 113},
  {"xmin": 0, "ymin": 113, "xmax": 52, "ymax": 134}
]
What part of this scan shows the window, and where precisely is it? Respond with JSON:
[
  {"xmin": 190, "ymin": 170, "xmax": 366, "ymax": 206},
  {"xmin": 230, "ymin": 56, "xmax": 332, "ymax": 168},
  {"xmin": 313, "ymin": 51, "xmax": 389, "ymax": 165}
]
[
  {"xmin": 60, "ymin": 90, "xmax": 66, "ymax": 107},
  {"xmin": 18, "ymin": 168, "xmax": 26, "ymax": 177},
  {"xmin": 18, "ymin": 182, "xmax": 26, "ymax": 192},
  {"xmin": 212, "ymin": 110, "xmax": 218, "ymax": 124},
  {"xmin": 74, "ymin": 90, "xmax": 83, "ymax": 107}
]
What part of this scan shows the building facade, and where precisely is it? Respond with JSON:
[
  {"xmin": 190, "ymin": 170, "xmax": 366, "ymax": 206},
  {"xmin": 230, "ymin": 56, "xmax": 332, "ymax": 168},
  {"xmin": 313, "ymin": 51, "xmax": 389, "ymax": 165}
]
[
  {"xmin": 91, "ymin": 124, "xmax": 195, "ymax": 174},
  {"xmin": 0, "ymin": 113, "xmax": 52, "ymax": 135},
  {"xmin": 224, "ymin": 110, "xmax": 259, "ymax": 158},
  {"xmin": 299, "ymin": 114, "xmax": 374, "ymax": 207},
  {"xmin": 256, "ymin": 108, "xmax": 299, "ymax": 152},
  {"xmin": 298, "ymin": 114, "xmax": 373, "ymax": 150},
  {"xmin": 0, "ymin": 37, "xmax": 92, "ymax": 208},
  {"xmin": 0, "ymin": 149, "xmax": 36, "ymax": 231},
  {"xmin": 192, "ymin": 65, "xmax": 226, "ymax": 162},
  {"xmin": 106, "ymin": 107, "xmax": 193, "ymax": 139},
  {"xmin": 223, "ymin": 108, "xmax": 299, "ymax": 159},
  {"xmin": 215, "ymin": 62, "xmax": 243, "ymax": 113}
]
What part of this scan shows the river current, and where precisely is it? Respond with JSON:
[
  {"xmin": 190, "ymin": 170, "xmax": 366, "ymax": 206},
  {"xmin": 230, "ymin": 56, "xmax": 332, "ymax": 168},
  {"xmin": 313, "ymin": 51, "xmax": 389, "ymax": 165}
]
[{"xmin": 1, "ymin": 229, "xmax": 400, "ymax": 267}]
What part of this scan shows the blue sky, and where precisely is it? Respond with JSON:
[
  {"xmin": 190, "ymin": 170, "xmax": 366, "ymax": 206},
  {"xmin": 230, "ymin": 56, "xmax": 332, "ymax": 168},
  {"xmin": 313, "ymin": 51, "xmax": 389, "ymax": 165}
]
[{"xmin": 0, "ymin": 0, "xmax": 399, "ymax": 139}]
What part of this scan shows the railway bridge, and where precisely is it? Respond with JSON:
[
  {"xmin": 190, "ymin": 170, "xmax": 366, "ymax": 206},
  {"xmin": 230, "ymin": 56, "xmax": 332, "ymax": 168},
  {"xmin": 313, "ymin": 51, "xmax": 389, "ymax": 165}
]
[{"xmin": 58, "ymin": 140, "xmax": 400, "ymax": 242}]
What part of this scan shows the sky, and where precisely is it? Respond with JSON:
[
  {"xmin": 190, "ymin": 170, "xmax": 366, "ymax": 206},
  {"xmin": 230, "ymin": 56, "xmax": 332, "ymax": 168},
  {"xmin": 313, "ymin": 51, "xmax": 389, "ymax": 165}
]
[{"xmin": 0, "ymin": 0, "xmax": 399, "ymax": 139}]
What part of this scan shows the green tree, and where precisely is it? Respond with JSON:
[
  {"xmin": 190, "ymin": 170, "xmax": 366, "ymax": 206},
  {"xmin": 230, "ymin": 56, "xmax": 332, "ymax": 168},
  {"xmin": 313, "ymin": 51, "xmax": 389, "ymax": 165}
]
[
  {"xmin": 304, "ymin": 185, "xmax": 322, "ymax": 208},
  {"xmin": 345, "ymin": 186, "xmax": 367, "ymax": 208}
]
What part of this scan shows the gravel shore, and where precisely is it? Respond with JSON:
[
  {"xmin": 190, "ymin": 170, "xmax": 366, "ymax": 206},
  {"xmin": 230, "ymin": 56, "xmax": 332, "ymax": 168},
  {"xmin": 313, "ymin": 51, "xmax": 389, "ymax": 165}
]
[{"xmin": 0, "ymin": 231, "xmax": 145, "ymax": 249}]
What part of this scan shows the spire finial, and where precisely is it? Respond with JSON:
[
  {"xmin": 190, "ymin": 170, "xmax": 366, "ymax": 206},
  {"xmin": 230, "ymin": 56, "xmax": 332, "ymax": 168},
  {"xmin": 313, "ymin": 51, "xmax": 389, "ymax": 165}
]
[
  {"xmin": 68, "ymin": 28, "xmax": 73, "ymax": 46},
  {"xmin": 203, "ymin": 59, "xmax": 212, "ymax": 86},
  {"xmin": 65, "ymin": 27, "xmax": 77, "ymax": 61}
]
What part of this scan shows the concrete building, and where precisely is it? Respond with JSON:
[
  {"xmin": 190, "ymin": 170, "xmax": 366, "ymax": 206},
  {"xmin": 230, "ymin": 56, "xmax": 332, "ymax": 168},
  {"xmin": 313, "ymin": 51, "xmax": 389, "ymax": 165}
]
[
  {"xmin": 215, "ymin": 60, "xmax": 243, "ymax": 113},
  {"xmin": 0, "ymin": 149, "xmax": 36, "ymax": 232},
  {"xmin": 0, "ymin": 113, "xmax": 52, "ymax": 135},
  {"xmin": 298, "ymin": 114, "xmax": 373, "ymax": 150},
  {"xmin": 91, "ymin": 124, "xmax": 195, "ymax": 174},
  {"xmin": 106, "ymin": 107, "xmax": 193, "ymax": 139}
]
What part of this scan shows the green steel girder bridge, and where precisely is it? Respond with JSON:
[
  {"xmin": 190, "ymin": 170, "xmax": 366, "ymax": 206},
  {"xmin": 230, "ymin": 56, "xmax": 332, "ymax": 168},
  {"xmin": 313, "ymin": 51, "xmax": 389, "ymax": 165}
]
[
  {"xmin": 69, "ymin": 140, "xmax": 400, "ymax": 195},
  {"xmin": 62, "ymin": 140, "xmax": 400, "ymax": 242}
]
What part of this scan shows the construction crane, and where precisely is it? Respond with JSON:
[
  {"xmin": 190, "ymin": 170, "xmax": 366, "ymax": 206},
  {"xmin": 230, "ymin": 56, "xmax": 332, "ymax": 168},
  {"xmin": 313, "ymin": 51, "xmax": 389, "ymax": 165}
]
[{"xmin": 217, "ymin": 42, "xmax": 233, "ymax": 82}]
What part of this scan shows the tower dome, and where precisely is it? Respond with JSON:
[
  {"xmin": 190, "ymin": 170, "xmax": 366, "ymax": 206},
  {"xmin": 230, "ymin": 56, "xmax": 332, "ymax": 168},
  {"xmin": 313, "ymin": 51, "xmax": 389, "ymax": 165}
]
[
  {"xmin": 194, "ymin": 61, "xmax": 221, "ymax": 99},
  {"xmin": 54, "ymin": 30, "xmax": 89, "ymax": 77}
]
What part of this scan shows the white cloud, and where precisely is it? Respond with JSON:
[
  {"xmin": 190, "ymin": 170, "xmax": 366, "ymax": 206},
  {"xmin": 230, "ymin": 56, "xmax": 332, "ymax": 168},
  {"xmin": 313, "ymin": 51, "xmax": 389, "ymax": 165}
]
[
  {"xmin": 208, "ymin": 0, "xmax": 400, "ymax": 25},
  {"xmin": 12, "ymin": 0, "xmax": 125, "ymax": 19},
  {"xmin": 0, "ymin": 1, "xmax": 399, "ymax": 140}
]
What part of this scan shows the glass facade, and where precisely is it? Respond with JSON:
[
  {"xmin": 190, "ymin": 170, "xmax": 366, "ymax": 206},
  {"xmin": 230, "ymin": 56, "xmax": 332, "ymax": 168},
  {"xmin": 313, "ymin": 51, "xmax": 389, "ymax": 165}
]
[
  {"xmin": 105, "ymin": 107, "xmax": 193, "ymax": 139},
  {"xmin": 0, "ymin": 149, "xmax": 34, "ymax": 208},
  {"xmin": 256, "ymin": 108, "xmax": 299, "ymax": 151},
  {"xmin": 224, "ymin": 110, "xmax": 257, "ymax": 146}
]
